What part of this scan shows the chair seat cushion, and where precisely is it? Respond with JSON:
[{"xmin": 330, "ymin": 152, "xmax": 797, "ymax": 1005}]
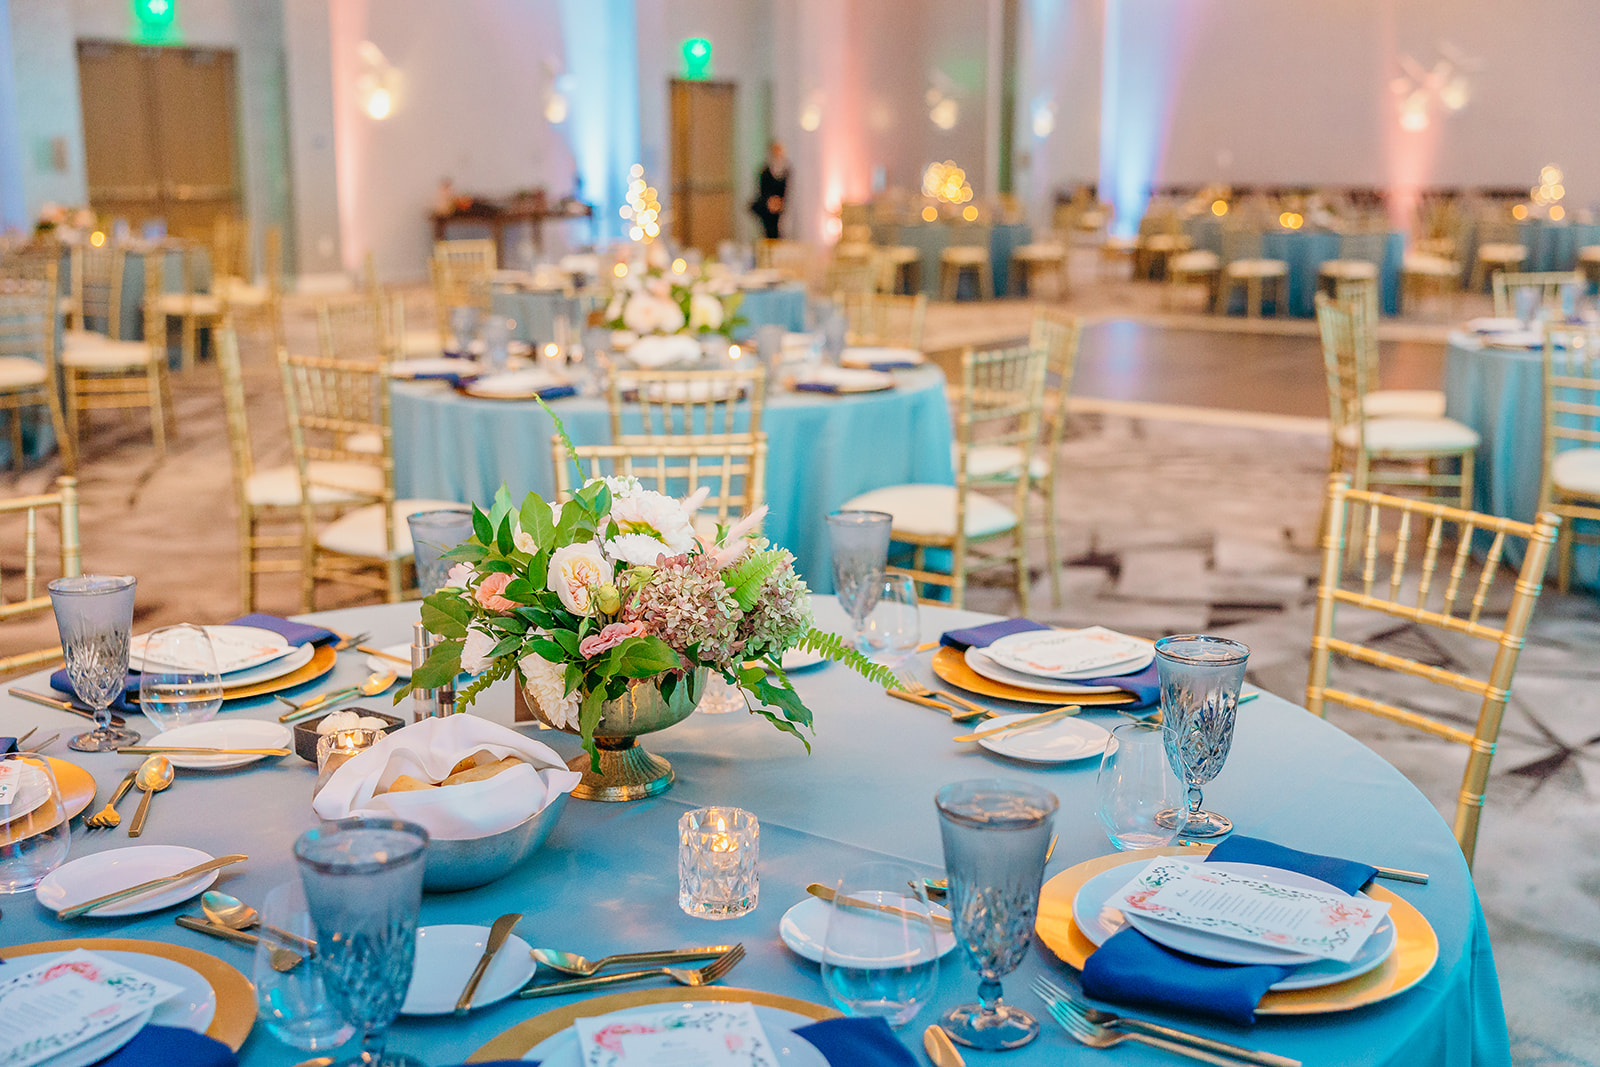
[
  {"xmin": 1478, "ymin": 243, "xmax": 1527, "ymax": 263},
  {"xmin": 958, "ymin": 443, "xmax": 1049, "ymax": 481},
  {"xmin": 217, "ymin": 279, "xmax": 270, "ymax": 305},
  {"xmin": 880, "ymin": 245, "xmax": 920, "ymax": 265},
  {"xmin": 317, "ymin": 500, "xmax": 469, "ymax": 560},
  {"xmin": 1013, "ymin": 243, "xmax": 1067, "ymax": 261},
  {"xmin": 344, "ymin": 431, "xmax": 383, "ymax": 455},
  {"xmin": 1141, "ymin": 234, "xmax": 1188, "ymax": 252},
  {"xmin": 1103, "ymin": 235, "xmax": 1138, "ymax": 252},
  {"xmin": 941, "ymin": 246, "xmax": 988, "ymax": 265},
  {"xmin": 400, "ymin": 329, "xmax": 440, "ymax": 357},
  {"xmin": 840, "ymin": 484, "xmax": 1019, "ymax": 540},
  {"xmin": 1579, "ymin": 245, "xmax": 1600, "ymax": 264},
  {"xmin": 151, "ymin": 292, "xmax": 224, "ymax": 316},
  {"xmin": 1170, "ymin": 250, "xmax": 1220, "ymax": 273},
  {"xmin": 1319, "ymin": 259, "xmax": 1379, "ymax": 280},
  {"xmin": 1552, "ymin": 448, "xmax": 1600, "ymax": 497},
  {"xmin": 1227, "ymin": 259, "xmax": 1288, "ymax": 278},
  {"xmin": 1363, "ymin": 389, "xmax": 1447, "ymax": 419},
  {"xmin": 1335, "ymin": 417, "xmax": 1480, "ymax": 452},
  {"xmin": 833, "ymin": 242, "xmax": 875, "ymax": 262},
  {"xmin": 1403, "ymin": 253, "xmax": 1459, "ymax": 276},
  {"xmin": 0, "ymin": 357, "xmax": 47, "ymax": 388},
  {"xmin": 245, "ymin": 463, "xmax": 386, "ymax": 507},
  {"xmin": 61, "ymin": 332, "xmax": 151, "ymax": 368}
]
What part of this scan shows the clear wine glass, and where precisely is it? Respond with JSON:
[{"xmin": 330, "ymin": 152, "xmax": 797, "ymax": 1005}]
[
  {"xmin": 0, "ymin": 751, "xmax": 71, "ymax": 892},
  {"xmin": 49, "ymin": 575, "xmax": 141, "ymax": 752},
  {"xmin": 137, "ymin": 624, "xmax": 223, "ymax": 733},
  {"xmin": 1152, "ymin": 634, "xmax": 1250, "ymax": 838},
  {"xmin": 856, "ymin": 572, "xmax": 921, "ymax": 664},
  {"xmin": 294, "ymin": 817, "xmax": 429, "ymax": 1067},
  {"xmin": 253, "ymin": 880, "xmax": 354, "ymax": 1052},
  {"xmin": 407, "ymin": 509, "xmax": 473, "ymax": 596},
  {"xmin": 934, "ymin": 778, "xmax": 1058, "ymax": 1050},
  {"xmin": 821, "ymin": 861, "xmax": 940, "ymax": 1027},
  {"xmin": 1096, "ymin": 721, "xmax": 1187, "ymax": 850},
  {"xmin": 826, "ymin": 510, "xmax": 892, "ymax": 637}
]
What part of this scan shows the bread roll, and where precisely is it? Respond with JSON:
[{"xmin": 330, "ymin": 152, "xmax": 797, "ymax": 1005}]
[
  {"xmin": 385, "ymin": 773, "xmax": 437, "ymax": 793},
  {"xmin": 441, "ymin": 755, "xmax": 521, "ymax": 786}
]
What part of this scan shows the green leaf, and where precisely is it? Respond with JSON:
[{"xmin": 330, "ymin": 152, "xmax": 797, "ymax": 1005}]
[
  {"xmin": 487, "ymin": 485, "xmax": 515, "ymax": 529},
  {"xmin": 394, "ymin": 638, "xmax": 463, "ymax": 697},
  {"xmin": 488, "ymin": 634, "xmax": 522, "ymax": 659},
  {"xmin": 486, "ymin": 615, "xmax": 529, "ymax": 635},
  {"xmin": 753, "ymin": 676, "xmax": 814, "ymax": 728},
  {"xmin": 525, "ymin": 637, "xmax": 565, "ymax": 664},
  {"xmin": 548, "ymin": 629, "xmax": 583, "ymax": 657},
  {"xmin": 477, "ymin": 558, "xmax": 514, "ymax": 575},
  {"xmin": 421, "ymin": 600, "xmax": 468, "ymax": 640},
  {"xmin": 799, "ymin": 629, "xmax": 898, "ymax": 689},
  {"xmin": 519, "ymin": 493, "xmax": 555, "ymax": 549},
  {"xmin": 471, "ymin": 504, "xmax": 492, "ymax": 546},
  {"xmin": 612, "ymin": 636, "xmax": 682, "ymax": 678},
  {"xmin": 503, "ymin": 578, "xmax": 540, "ymax": 603},
  {"xmin": 445, "ymin": 542, "xmax": 487, "ymax": 562},
  {"xmin": 495, "ymin": 514, "xmax": 515, "ymax": 556},
  {"xmin": 578, "ymin": 687, "xmax": 607, "ymax": 772}
]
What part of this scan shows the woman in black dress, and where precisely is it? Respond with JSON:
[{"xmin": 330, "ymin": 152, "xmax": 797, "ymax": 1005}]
[{"xmin": 751, "ymin": 141, "xmax": 789, "ymax": 240}]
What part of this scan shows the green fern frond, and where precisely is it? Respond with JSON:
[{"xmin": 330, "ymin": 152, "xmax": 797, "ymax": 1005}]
[
  {"xmin": 720, "ymin": 547, "xmax": 783, "ymax": 609},
  {"xmin": 798, "ymin": 629, "xmax": 898, "ymax": 689},
  {"xmin": 536, "ymin": 395, "xmax": 584, "ymax": 482},
  {"xmin": 457, "ymin": 656, "xmax": 515, "ymax": 711}
]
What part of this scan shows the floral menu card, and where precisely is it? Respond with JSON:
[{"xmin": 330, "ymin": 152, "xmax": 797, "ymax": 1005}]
[
  {"xmin": 986, "ymin": 626, "xmax": 1147, "ymax": 676},
  {"xmin": 574, "ymin": 1003, "xmax": 781, "ymax": 1067},
  {"xmin": 0, "ymin": 950, "xmax": 183, "ymax": 1067},
  {"xmin": 1114, "ymin": 859, "xmax": 1392, "ymax": 963}
]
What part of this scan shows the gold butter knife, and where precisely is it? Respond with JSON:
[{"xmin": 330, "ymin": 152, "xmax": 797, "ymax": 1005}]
[
  {"xmin": 456, "ymin": 912, "xmax": 522, "ymax": 1015},
  {"xmin": 357, "ymin": 645, "xmax": 411, "ymax": 666},
  {"xmin": 951, "ymin": 705, "xmax": 1081, "ymax": 743},
  {"xmin": 924, "ymin": 1024, "xmax": 965, "ymax": 1067},
  {"xmin": 888, "ymin": 688, "xmax": 956, "ymax": 713},
  {"xmin": 58, "ymin": 854, "xmax": 247, "ymax": 919},
  {"xmin": 805, "ymin": 883, "xmax": 952, "ymax": 930},
  {"xmin": 117, "ymin": 747, "xmax": 292, "ymax": 756},
  {"xmin": 9, "ymin": 688, "xmax": 128, "ymax": 725}
]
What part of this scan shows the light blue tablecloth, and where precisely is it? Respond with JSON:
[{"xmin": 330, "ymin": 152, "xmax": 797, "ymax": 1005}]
[
  {"xmin": 390, "ymin": 366, "xmax": 954, "ymax": 592},
  {"xmin": 1518, "ymin": 219, "xmax": 1600, "ymax": 274},
  {"xmin": 0, "ymin": 597, "xmax": 1509, "ymax": 1066},
  {"xmin": 1444, "ymin": 333, "xmax": 1597, "ymax": 586},
  {"xmin": 493, "ymin": 284, "xmax": 808, "ymax": 347},
  {"xmin": 1183, "ymin": 222, "xmax": 1402, "ymax": 317},
  {"xmin": 878, "ymin": 222, "xmax": 1032, "ymax": 299}
]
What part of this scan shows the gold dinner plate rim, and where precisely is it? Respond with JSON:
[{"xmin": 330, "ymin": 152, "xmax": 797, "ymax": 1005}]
[
  {"xmin": 2, "ymin": 936, "xmax": 255, "ymax": 1049},
  {"xmin": 220, "ymin": 643, "xmax": 337, "ymax": 701},
  {"xmin": 1034, "ymin": 845, "xmax": 1441, "ymax": 1015},
  {"xmin": 466, "ymin": 986, "xmax": 842, "ymax": 1062},
  {"xmin": 931, "ymin": 645, "xmax": 1137, "ymax": 706},
  {"xmin": 0, "ymin": 756, "xmax": 95, "ymax": 846}
]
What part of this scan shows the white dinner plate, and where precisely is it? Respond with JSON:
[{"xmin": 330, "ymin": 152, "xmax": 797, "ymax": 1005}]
[
  {"xmin": 129, "ymin": 624, "xmax": 291, "ymax": 675},
  {"xmin": 780, "ymin": 647, "xmax": 826, "ymax": 672},
  {"xmin": 1074, "ymin": 859, "xmax": 1398, "ymax": 988},
  {"xmin": 791, "ymin": 367, "xmax": 896, "ymax": 393},
  {"xmin": 963, "ymin": 646, "xmax": 1125, "ymax": 695},
  {"xmin": 210, "ymin": 641, "xmax": 315, "ymax": 687},
  {"xmin": 737, "ymin": 268, "xmax": 788, "ymax": 289},
  {"xmin": 24, "ymin": 949, "xmax": 216, "ymax": 1067},
  {"xmin": 975, "ymin": 714, "xmax": 1111, "ymax": 764},
  {"xmin": 639, "ymin": 379, "xmax": 744, "ymax": 403},
  {"xmin": 839, "ymin": 346, "xmax": 924, "ymax": 369},
  {"xmin": 36, "ymin": 845, "xmax": 221, "ymax": 918},
  {"xmin": 1484, "ymin": 330, "xmax": 1543, "ymax": 349},
  {"xmin": 527, "ymin": 1003, "xmax": 829, "ymax": 1067},
  {"xmin": 2, "ymin": 759, "xmax": 57, "ymax": 823},
  {"xmin": 779, "ymin": 894, "xmax": 957, "ymax": 964},
  {"xmin": 985, "ymin": 627, "xmax": 1152, "ymax": 680},
  {"xmin": 1466, "ymin": 317, "xmax": 1524, "ymax": 333},
  {"xmin": 145, "ymin": 720, "xmax": 292, "ymax": 770},
  {"xmin": 464, "ymin": 369, "xmax": 570, "ymax": 398},
  {"xmin": 400, "ymin": 924, "xmax": 536, "ymax": 1015},
  {"xmin": 365, "ymin": 642, "xmax": 414, "ymax": 679},
  {"xmin": 388, "ymin": 357, "xmax": 482, "ymax": 380}
]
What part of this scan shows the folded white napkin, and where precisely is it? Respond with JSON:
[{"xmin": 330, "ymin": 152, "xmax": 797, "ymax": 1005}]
[
  {"xmin": 311, "ymin": 715, "xmax": 581, "ymax": 840},
  {"xmin": 628, "ymin": 333, "xmax": 704, "ymax": 368}
]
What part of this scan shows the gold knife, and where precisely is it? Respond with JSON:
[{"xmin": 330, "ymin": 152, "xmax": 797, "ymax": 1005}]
[
  {"xmin": 951, "ymin": 705, "xmax": 1081, "ymax": 743},
  {"xmin": 9, "ymin": 688, "xmax": 128, "ymax": 726},
  {"xmin": 357, "ymin": 645, "xmax": 411, "ymax": 666},
  {"xmin": 58, "ymin": 854, "xmax": 247, "ymax": 919},
  {"xmin": 924, "ymin": 1025, "xmax": 965, "ymax": 1067},
  {"xmin": 456, "ymin": 912, "xmax": 522, "ymax": 1015},
  {"xmin": 805, "ymin": 883, "xmax": 952, "ymax": 930},
  {"xmin": 117, "ymin": 747, "xmax": 292, "ymax": 756},
  {"xmin": 888, "ymin": 688, "xmax": 956, "ymax": 714}
]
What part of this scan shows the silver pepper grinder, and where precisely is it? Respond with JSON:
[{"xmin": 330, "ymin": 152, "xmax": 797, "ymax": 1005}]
[{"xmin": 411, "ymin": 621, "xmax": 438, "ymax": 722}]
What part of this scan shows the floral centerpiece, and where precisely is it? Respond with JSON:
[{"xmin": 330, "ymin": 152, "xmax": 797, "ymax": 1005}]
[
  {"xmin": 400, "ymin": 455, "xmax": 891, "ymax": 798},
  {"xmin": 34, "ymin": 203, "xmax": 94, "ymax": 242},
  {"xmin": 604, "ymin": 257, "xmax": 746, "ymax": 367}
]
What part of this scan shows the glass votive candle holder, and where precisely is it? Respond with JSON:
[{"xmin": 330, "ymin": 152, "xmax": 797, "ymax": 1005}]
[
  {"xmin": 679, "ymin": 807, "xmax": 759, "ymax": 919},
  {"xmin": 313, "ymin": 728, "xmax": 383, "ymax": 796}
]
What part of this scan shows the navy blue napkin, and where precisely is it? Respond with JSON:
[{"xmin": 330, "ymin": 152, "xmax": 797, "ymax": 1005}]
[
  {"xmin": 941, "ymin": 618, "xmax": 1160, "ymax": 710},
  {"xmin": 99, "ymin": 1025, "xmax": 237, "ymax": 1067},
  {"xmin": 461, "ymin": 1016, "xmax": 915, "ymax": 1067},
  {"xmin": 0, "ymin": 737, "xmax": 14, "ymax": 754},
  {"xmin": 793, "ymin": 381, "xmax": 844, "ymax": 394},
  {"xmin": 531, "ymin": 384, "xmax": 578, "ymax": 401},
  {"xmin": 1080, "ymin": 836, "xmax": 1379, "ymax": 1025}
]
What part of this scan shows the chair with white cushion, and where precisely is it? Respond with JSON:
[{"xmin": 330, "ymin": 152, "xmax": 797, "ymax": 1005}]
[
  {"xmin": 1579, "ymin": 245, "xmax": 1600, "ymax": 292},
  {"xmin": 878, "ymin": 245, "xmax": 921, "ymax": 295},
  {"xmin": 218, "ymin": 225, "xmax": 284, "ymax": 354},
  {"xmin": 0, "ymin": 269, "xmax": 72, "ymax": 472},
  {"xmin": 551, "ymin": 435, "xmax": 767, "ymax": 535},
  {"xmin": 1221, "ymin": 229, "xmax": 1287, "ymax": 318},
  {"xmin": 1540, "ymin": 327, "xmax": 1600, "ymax": 591},
  {"xmin": 1167, "ymin": 250, "xmax": 1221, "ymax": 311},
  {"xmin": 317, "ymin": 292, "xmax": 393, "ymax": 362},
  {"xmin": 838, "ymin": 291, "xmax": 927, "ymax": 350},
  {"xmin": 1471, "ymin": 219, "xmax": 1527, "ymax": 293},
  {"xmin": 1010, "ymin": 242, "xmax": 1069, "ymax": 299},
  {"xmin": 1332, "ymin": 277, "xmax": 1445, "ymax": 419},
  {"xmin": 842, "ymin": 342, "xmax": 1049, "ymax": 610},
  {"xmin": 939, "ymin": 245, "xmax": 993, "ymax": 302},
  {"xmin": 1492, "ymin": 270, "xmax": 1582, "ymax": 320},
  {"xmin": 0, "ymin": 476, "xmax": 80, "ymax": 676},
  {"xmin": 1401, "ymin": 249, "xmax": 1461, "ymax": 316},
  {"xmin": 1317, "ymin": 231, "xmax": 1386, "ymax": 292},
  {"xmin": 278, "ymin": 350, "xmax": 463, "ymax": 609},
  {"xmin": 1316, "ymin": 293, "xmax": 1477, "ymax": 510},
  {"xmin": 145, "ymin": 240, "xmax": 224, "ymax": 371}
]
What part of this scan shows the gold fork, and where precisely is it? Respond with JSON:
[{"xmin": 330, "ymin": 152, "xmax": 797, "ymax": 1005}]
[
  {"xmin": 519, "ymin": 944, "xmax": 745, "ymax": 998},
  {"xmin": 895, "ymin": 674, "xmax": 989, "ymax": 721},
  {"xmin": 83, "ymin": 770, "xmax": 139, "ymax": 829},
  {"xmin": 1034, "ymin": 977, "xmax": 1298, "ymax": 1066},
  {"xmin": 1032, "ymin": 981, "xmax": 1237, "ymax": 1065}
]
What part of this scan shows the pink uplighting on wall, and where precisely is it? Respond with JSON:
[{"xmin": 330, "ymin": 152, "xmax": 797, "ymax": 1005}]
[{"xmin": 328, "ymin": 0, "xmax": 370, "ymax": 272}]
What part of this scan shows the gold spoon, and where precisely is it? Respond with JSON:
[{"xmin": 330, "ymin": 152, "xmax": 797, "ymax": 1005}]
[
  {"xmin": 277, "ymin": 671, "xmax": 397, "ymax": 723},
  {"xmin": 202, "ymin": 890, "xmax": 317, "ymax": 954},
  {"xmin": 127, "ymin": 756, "xmax": 173, "ymax": 838}
]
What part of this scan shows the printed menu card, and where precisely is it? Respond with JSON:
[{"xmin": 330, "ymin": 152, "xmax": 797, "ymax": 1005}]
[
  {"xmin": 575, "ymin": 1002, "xmax": 782, "ymax": 1067},
  {"xmin": 0, "ymin": 949, "xmax": 183, "ymax": 1067}
]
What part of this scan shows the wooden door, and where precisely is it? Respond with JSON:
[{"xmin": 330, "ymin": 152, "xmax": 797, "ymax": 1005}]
[
  {"xmin": 77, "ymin": 42, "xmax": 240, "ymax": 241},
  {"xmin": 669, "ymin": 79, "xmax": 736, "ymax": 253}
]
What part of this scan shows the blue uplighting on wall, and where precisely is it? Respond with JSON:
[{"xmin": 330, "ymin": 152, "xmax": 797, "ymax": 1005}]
[
  {"xmin": 1099, "ymin": 0, "xmax": 1190, "ymax": 237},
  {"xmin": 560, "ymin": 0, "xmax": 640, "ymax": 241}
]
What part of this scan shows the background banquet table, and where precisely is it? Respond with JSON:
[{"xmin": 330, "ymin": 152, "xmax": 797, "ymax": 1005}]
[
  {"xmin": 1184, "ymin": 220, "xmax": 1403, "ymax": 317},
  {"xmin": 871, "ymin": 220, "xmax": 1032, "ymax": 298},
  {"xmin": 390, "ymin": 365, "xmax": 954, "ymax": 592},
  {"xmin": 492, "ymin": 282, "xmax": 807, "ymax": 347},
  {"xmin": 0, "ymin": 598, "xmax": 1507, "ymax": 1066},
  {"xmin": 58, "ymin": 243, "xmax": 211, "ymax": 341},
  {"xmin": 1443, "ymin": 331, "xmax": 1598, "ymax": 586}
]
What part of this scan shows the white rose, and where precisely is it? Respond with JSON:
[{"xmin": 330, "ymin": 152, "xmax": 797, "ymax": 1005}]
[
  {"xmin": 546, "ymin": 542, "xmax": 613, "ymax": 615},
  {"xmin": 689, "ymin": 292, "xmax": 725, "ymax": 332},
  {"xmin": 604, "ymin": 295, "xmax": 624, "ymax": 322},
  {"xmin": 520, "ymin": 649, "xmax": 581, "ymax": 729},
  {"xmin": 657, "ymin": 298, "xmax": 686, "ymax": 334},
  {"xmin": 445, "ymin": 562, "xmax": 476, "ymax": 589},
  {"xmin": 459, "ymin": 625, "xmax": 498, "ymax": 674},
  {"xmin": 622, "ymin": 293, "xmax": 662, "ymax": 335}
]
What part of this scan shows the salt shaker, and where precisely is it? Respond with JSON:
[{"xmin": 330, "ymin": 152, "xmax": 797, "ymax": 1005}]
[{"xmin": 411, "ymin": 621, "xmax": 438, "ymax": 722}]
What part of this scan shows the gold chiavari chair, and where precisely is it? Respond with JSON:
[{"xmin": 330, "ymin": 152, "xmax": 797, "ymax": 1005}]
[
  {"xmin": 837, "ymin": 291, "xmax": 928, "ymax": 350},
  {"xmin": 824, "ymin": 258, "xmax": 877, "ymax": 297},
  {"xmin": 551, "ymin": 435, "xmax": 769, "ymax": 534},
  {"xmin": 0, "ymin": 476, "xmax": 80, "ymax": 675},
  {"xmin": 316, "ymin": 292, "xmax": 392, "ymax": 362},
  {"xmin": 1221, "ymin": 227, "xmax": 1288, "ymax": 318},
  {"xmin": 842, "ymin": 342, "xmax": 1048, "ymax": 610},
  {"xmin": 1317, "ymin": 229, "xmax": 1386, "ymax": 290},
  {"xmin": 938, "ymin": 241, "xmax": 993, "ymax": 301},
  {"xmin": 1316, "ymin": 292, "xmax": 1477, "ymax": 509},
  {"xmin": 1471, "ymin": 218, "xmax": 1527, "ymax": 292},
  {"xmin": 60, "ymin": 245, "xmax": 171, "ymax": 458},
  {"xmin": 145, "ymin": 239, "xmax": 225, "ymax": 371},
  {"xmin": 1331, "ymin": 277, "xmax": 1445, "ymax": 419},
  {"xmin": 279, "ymin": 351, "xmax": 464, "ymax": 608},
  {"xmin": 608, "ymin": 366, "xmax": 767, "ymax": 443},
  {"xmin": 1306, "ymin": 473, "xmax": 1559, "ymax": 867},
  {"xmin": 758, "ymin": 239, "xmax": 819, "ymax": 291},
  {"xmin": 0, "ymin": 271, "xmax": 72, "ymax": 473},
  {"xmin": 220, "ymin": 226, "xmax": 285, "ymax": 355},
  {"xmin": 1491, "ymin": 270, "xmax": 1583, "ymax": 320},
  {"xmin": 1539, "ymin": 326, "xmax": 1600, "ymax": 591}
]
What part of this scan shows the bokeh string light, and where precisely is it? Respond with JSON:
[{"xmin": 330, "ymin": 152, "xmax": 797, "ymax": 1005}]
[{"xmin": 620, "ymin": 164, "xmax": 662, "ymax": 242}]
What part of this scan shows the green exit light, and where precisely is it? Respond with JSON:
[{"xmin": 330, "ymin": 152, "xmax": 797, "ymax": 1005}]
[
  {"xmin": 134, "ymin": 0, "xmax": 175, "ymax": 26},
  {"xmin": 682, "ymin": 37, "xmax": 711, "ymax": 80}
]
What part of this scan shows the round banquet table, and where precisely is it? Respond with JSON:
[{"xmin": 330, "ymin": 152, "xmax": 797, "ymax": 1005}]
[
  {"xmin": 1444, "ymin": 331, "xmax": 1599, "ymax": 588},
  {"xmin": 389, "ymin": 366, "xmax": 955, "ymax": 593},
  {"xmin": 0, "ymin": 599, "xmax": 1509, "ymax": 1066},
  {"xmin": 1183, "ymin": 220, "xmax": 1403, "ymax": 317},
  {"xmin": 492, "ymin": 283, "xmax": 808, "ymax": 347}
]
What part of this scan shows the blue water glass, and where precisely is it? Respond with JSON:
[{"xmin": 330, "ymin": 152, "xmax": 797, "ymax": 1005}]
[
  {"xmin": 295, "ymin": 818, "xmax": 429, "ymax": 1067},
  {"xmin": 407, "ymin": 509, "xmax": 473, "ymax": 596},
  {"xmin": 253, "ymin": 881, "xmax": 354, "ymax": 1052},
  {"xmin": 934, "ymin": 778, "xmax": 1058, "ymax": 1051},
  {"xmin": 49, "ymin": 574, "xmax": 141, "ymax": 752},
  {"xmin": 1152, "ymin": 634, "xmax": 1249, "ymax": 839},
  {"xmin": 825, "ymin": 511, "xmax": 893, "ymax": 631}
]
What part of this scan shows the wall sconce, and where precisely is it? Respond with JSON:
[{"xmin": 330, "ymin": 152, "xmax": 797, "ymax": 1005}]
[
  {"xmin": 357, "ymin": 41, "xmax": 399, "ymax": 120},
  {"xmin": 543, "ymin": 65, "xmax": 572, "ymax": 125},
  {"xmin": 799, "ymin": 93, "xmax": 823, "ymax": 132},
  {"xmin": 1030, "ymin": 99, "xmax": 1055, "ymax": 139}
]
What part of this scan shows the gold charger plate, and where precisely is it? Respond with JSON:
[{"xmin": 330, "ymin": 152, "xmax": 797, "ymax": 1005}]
[
  {"xmin": 0, "ymin": 756, "xmax": 96, "ymax": 846},
  {"xmin": 1035, "ymin": 846, "xmax": 1441, "ymax": 1015},
  {"xmin": 3, "ymin": 937, "xmax": 255, "ymax": 1049},
  {"xmin": 467, "ymin": 986, "xmax": 842, "ymax": 1062},
  {"xmin": 932, "ymin": 646, "xmax": 1137, "ymax": 706},
  {"xmin": 220, "ymin": 643, "xmax": 337, "ymax": 701}
]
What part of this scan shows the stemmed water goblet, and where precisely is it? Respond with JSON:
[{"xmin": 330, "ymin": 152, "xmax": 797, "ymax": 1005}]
[
  {"xmin": 934, "ymin": 778, "xmax": 1059, "ymax": 1050},
  {"xmin": 856, "ymin": 572, "xmax": 921, "ymax": 665},
  {"xmin": 826, "ymin": 510, "xmax": 892, "ymax": 644},
  {"xmin": 295, "ymin": 817, "xmax": 429, "ymax": 1067},
  {"xmin": 49, "ymin": 574, "xmax": 141, "ymax": 752},
  {"xmin": 407, "ymin": 509, "xmax": 473, "ymax": 596},
  {"xmin": 1152, "ymin": 634, "xmax": 1250, "ymax": 838}
]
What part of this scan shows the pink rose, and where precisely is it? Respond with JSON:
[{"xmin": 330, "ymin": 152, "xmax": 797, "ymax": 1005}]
[
  {"xmin": 473, "ymin": 571, "xmax": 518, "ymax": 612},
  {"xmin": 579, "ymin": 621, "xmax": 647, "ymax": 658}
]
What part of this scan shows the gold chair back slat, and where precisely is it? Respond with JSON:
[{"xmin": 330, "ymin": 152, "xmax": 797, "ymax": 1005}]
[
  {"xmin": 1491, "ymin": 270, "xmax": 1581, "ymax": 318},
  {"xmin": 216, "ymin": 327, "xmax": 255, "ymax": 487},
  {"xmin": 551, "ymin": 436, "xmax": 767, "ymax": 529},
  {"xmin": 73, "ymin": 245, "xmax": 126, "ymax": 338},
  {"xmin": 608, "ymin": 367, "xmax": 767, "ymax": 443},
  {"xmin": 277, "ymin": 353, "xmax": 391, "ymax": 474},
  {"xmin": 837, "ymin": 292, "xmax": 927, "ymax": 350},
  {"xmin": 0, "ymin": 477, "xmax": 80, "ymax": 673},
  {"xmin": 317, "ymin": 293, "xmax": 391, "ymax": 362},
  {"xmin": 1305, "ymin": 474, "xmax": 1559, "ymax": 866},
  {"xmin": 1539, "ymin": 327, "xmax": 1600, "ymax": 589}
]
